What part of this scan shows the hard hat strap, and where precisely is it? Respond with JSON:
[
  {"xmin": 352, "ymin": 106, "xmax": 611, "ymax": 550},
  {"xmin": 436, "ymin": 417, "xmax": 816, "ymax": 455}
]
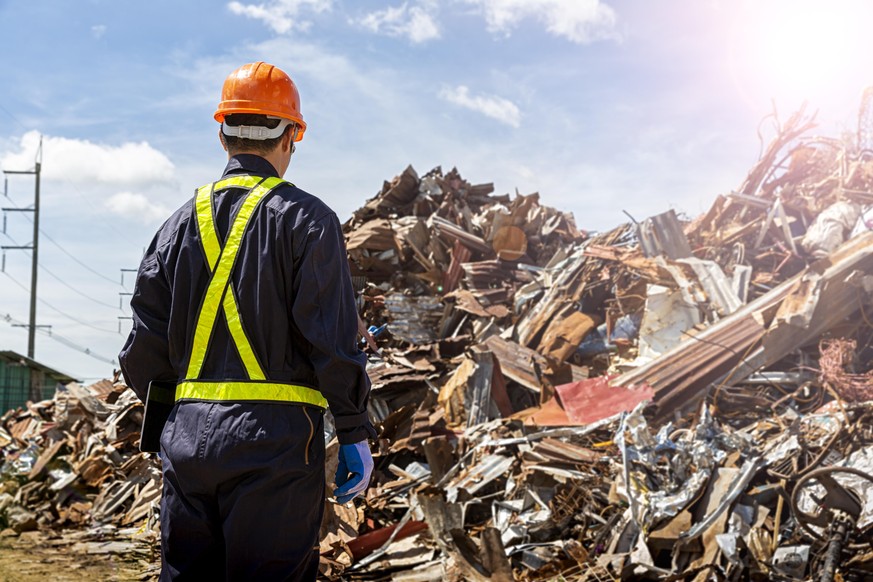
[{"xmin": 221, "ymin": 118, "xmax": 294, "ymax": 140}]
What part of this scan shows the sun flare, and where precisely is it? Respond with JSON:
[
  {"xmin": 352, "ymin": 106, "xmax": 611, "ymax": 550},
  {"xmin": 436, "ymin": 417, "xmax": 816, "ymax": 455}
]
[{"xmin": 729, "ymin": 0, "xmax": 869, "ymax": 109}]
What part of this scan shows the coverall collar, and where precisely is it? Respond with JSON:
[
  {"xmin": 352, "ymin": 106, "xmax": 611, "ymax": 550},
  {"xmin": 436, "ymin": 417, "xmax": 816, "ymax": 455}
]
[{"xmin": 222, "ymin": 154, "xmax": 280, "ymax": 179}]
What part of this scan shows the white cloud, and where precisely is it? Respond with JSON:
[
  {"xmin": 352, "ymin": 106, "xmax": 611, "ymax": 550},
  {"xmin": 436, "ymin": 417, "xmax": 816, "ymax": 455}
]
[
  {"xmin": 1, "ymin": 131, "xmax": 175, "ymax": 185},
  {"xmin": 440, "ymin": 85, "xmax": 521, "ymax": 127},
  {"xmin": 91, "ymin": 25, "xmax": 107, "ymax": 40},
  {"xmin": 105, "ymin": 191, "xmax": 171, "ymax": 223},
  {"xmin": 517, "ymin": 165, "xmax": 534, "ymax": 180},
  {"xmin": 227, "ymin": 0, "xmax": 332, "ymax": 34},
  {"xmin": 462, "ymin": 0, "xmax": 619, "ymax": 43},
  {"xmin": 358, "ymin": 2, "xmax": 440, "ymax": 43}
]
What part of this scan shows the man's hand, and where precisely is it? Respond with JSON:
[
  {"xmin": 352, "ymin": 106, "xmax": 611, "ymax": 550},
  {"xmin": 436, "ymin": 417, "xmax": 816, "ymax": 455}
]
[{"xmin": 334, "ymin": 441, "xmax": 373, "ymax": 504}]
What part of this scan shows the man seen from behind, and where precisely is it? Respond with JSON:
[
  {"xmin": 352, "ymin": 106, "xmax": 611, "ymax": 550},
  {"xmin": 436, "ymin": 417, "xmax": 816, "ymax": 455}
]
[{"xmin": 119, "ymin": 61, "xmax": 376, "ymax": 581}]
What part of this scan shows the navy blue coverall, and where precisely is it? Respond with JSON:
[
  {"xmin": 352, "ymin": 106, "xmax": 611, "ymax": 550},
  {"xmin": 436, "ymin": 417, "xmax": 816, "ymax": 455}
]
[{"xmin": 119, "ymin": 154, "xmax": 375, "ymax": 581}]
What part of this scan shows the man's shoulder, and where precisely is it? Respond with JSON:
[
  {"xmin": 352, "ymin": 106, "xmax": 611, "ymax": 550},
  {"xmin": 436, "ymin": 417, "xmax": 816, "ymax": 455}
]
[
  {"xmin": 268, "ymin": 181, "xmax": 336, "ymax": 225},
  {"xmin": 151, "ymin": 198, "xmax": 195, "ymax": 253}
]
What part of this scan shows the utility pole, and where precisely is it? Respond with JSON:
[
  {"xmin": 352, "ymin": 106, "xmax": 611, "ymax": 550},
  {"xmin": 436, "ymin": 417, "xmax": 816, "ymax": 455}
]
[
  {"xmin": 2, "ymin": 137, "xmax": 42, "ymax": 358},
  {"xmin": 118, "ymin": 292, "xmax": 133, "ymax": 309},
  {"xmin": 120, "ymin": 268, "xmax": 138, "ymax": 287}
]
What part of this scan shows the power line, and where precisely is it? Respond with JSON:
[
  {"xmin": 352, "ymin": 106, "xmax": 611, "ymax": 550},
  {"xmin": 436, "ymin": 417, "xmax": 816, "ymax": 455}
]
[
  {"xmin": 41, "ymin": 228, "xmax": 125, "ymax": 286},
  {"xmin": 2, "ymin": 188, "xmax": 123, "ymax": 287},
  {"xmin": 39, "ymin": 263, "xmax": 124, "ymax": 310},
  {"xmin": 4, "ymin": 271, "xmax": 120, "ymax": 334},
  {"xmin": 1, "ymin": 312, "xmax": 117, "ymax": 366},
  {"xmin": 66, "ymin": 179, "xmax": 139, "ymax": 244},
  {"xmin": 0, "ymin": 103, "xmax": 28, "ymax": 133},
  {"xmin": 2, "ymin": 229, "xmax": 121, "ymax": 311}
]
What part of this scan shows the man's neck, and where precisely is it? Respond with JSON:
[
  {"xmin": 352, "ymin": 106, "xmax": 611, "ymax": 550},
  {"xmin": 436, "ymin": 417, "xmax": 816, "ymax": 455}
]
[{"xmin": 229, "ymin": 150, "xmax": 284, "ymax": 177}]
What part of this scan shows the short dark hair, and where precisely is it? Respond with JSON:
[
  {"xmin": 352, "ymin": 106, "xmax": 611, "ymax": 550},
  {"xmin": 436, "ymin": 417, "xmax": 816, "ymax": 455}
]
[{"xmin": 222, "ymin": 114, "xmax": 291, "ymax": 155}]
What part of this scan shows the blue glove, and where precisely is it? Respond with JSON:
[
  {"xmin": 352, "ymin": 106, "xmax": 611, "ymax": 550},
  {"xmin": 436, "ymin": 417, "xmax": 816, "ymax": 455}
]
[{"xmin": 334, "ymin": 441, "xmax": 374, "ymax": 504}]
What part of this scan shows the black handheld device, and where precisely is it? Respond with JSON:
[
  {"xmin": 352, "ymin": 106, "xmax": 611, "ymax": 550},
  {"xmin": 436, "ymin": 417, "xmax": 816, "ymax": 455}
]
[{"xmin": 140, "ymin": 380, "xmax": 177, "ymax": 453}]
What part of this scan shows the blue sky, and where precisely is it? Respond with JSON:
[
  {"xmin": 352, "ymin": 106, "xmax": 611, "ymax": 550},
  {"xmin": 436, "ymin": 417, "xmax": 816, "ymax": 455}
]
[{"xmin": 1, "ymin": 0, "xmax": 872, "ymax": 382}]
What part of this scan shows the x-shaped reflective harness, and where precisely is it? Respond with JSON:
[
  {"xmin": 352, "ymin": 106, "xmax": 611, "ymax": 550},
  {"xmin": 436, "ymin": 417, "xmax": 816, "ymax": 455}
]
[{"xmin": 176, "ymin": 175, "xmax": 328, "ymax": 409}]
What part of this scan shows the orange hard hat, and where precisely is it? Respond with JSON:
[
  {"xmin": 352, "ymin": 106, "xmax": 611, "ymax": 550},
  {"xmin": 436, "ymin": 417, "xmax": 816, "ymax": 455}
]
[{"xmin": 214, "ymin": 62, "xmax": 306, "ymax": 141}]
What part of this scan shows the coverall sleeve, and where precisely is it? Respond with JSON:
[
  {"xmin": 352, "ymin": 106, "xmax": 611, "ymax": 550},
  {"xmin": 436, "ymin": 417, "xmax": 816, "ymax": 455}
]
[
  {"xmin": 118, "ymin": 243, "xmax": 175, "ymax": 402},
  {"xmin": 292, "ymin": 213, "xmax": 377, "ymax": 445}
]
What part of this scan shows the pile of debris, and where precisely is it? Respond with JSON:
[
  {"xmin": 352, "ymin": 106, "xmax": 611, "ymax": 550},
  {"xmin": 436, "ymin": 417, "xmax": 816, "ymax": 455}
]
[
  {"xmin": 0, "ymin": 103, "xmax": 872, "ymax": 580},
  {"xmin": 323, "ymin": 104, "xmax": 873, "ymax": 580},
  {"xmin": 0, "ymin": 379, "xmax": 159, "ymax": 567}
]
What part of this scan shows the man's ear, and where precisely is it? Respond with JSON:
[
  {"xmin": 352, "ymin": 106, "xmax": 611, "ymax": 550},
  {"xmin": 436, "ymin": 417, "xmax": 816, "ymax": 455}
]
[
  {"xmin": 282, "ymin": 127, "xmax": 293, "ymax": 153},
  {"xmin": 219, "ymin": 130, "xmax": 228, "ymax": 152}
]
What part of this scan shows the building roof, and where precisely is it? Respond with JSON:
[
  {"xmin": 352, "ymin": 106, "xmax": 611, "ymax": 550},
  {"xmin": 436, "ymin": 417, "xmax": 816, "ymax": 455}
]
[{"xmin": 0, "ymin": 351, "xmax": 78, "ymax": 384}]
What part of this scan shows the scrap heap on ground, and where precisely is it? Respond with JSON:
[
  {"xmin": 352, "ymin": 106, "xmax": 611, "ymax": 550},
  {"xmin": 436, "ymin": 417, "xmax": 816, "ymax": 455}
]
[{"xmin": 1, "ymin": 103, "xmax": 873, "ymax": 581}]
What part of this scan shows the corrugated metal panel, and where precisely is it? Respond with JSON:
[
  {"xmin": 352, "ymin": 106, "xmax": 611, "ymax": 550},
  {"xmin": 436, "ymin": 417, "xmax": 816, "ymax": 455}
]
[
  {"xmin": 385, "ymin": 293, "xmax": 444, "ymax": 345},
  {"xmin": 555, "ymin": 376, "xmax": 654, "ymax": 425}
]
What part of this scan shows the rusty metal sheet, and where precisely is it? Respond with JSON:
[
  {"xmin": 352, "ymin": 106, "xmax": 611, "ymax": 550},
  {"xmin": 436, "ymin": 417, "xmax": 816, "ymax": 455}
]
[
  {"xmin": 480, "ymin": 335, "xmax": 548, "ymax": 393},
  {"xmin": 555, "ymin": 376, "xmax": 654, "ymax": 425}
]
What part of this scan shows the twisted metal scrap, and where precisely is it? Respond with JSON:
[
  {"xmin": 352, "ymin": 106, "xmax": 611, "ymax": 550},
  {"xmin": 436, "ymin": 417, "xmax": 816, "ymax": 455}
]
[{"xmin": 819, "ymin": 339, "xmax": 873, "ymax": 402}]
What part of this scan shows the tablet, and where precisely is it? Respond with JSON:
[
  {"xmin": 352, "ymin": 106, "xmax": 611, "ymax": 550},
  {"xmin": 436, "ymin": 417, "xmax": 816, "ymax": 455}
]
[{"xmin": 140, "ymin": 380, "xmax": 177, "ymax": 453}]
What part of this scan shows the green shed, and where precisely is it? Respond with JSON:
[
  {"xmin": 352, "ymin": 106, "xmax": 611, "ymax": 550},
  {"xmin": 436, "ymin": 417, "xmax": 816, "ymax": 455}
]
[{"xmin": 0, "ymin": 351, "xmax": 77, "ymax": 413}]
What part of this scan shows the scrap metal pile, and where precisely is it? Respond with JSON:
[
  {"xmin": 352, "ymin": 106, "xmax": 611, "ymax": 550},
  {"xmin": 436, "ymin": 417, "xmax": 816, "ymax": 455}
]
[
  {"xmin": 324, "ymin": 102, "xmax": 873, "ymax": 581},
  {"xmin": 0, "ymin": 103, "xmax": 872, "ymax": 580},
  {"xmin": 0, "ymin": 379, "xmax": 159, "ymax": 572}
]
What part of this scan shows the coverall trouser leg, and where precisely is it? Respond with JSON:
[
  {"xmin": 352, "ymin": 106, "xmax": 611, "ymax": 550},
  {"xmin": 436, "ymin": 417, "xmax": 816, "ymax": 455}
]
[{"xmin": 158, "ymin": 402, "xmax": 325, "ymax": 582}]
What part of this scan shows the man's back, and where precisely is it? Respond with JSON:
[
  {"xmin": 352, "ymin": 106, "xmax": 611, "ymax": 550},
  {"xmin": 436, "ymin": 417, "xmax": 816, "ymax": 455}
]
[
  {"xmin": 123, "ymin": 154, "xmax": 363, "ymax": 393},
  {"xmin": 119, "ymin": 62, "xmax": 375, "ymax": 581}
]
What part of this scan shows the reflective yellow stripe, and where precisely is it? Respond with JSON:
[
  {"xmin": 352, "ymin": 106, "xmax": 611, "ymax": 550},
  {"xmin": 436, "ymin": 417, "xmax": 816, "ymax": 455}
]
[
  {"xmin": 195, "ymin": 176, "xmax": 264, "ymax": 270},
  {"xmin": 186, "ymin": 176, "xmax": 283, "ymax": 380},
  {"xmin": 195, "ymin": 184, "xmax": 220, "ymax": 271},
  {"xmin": 223, "ymin": 286, "xmax": 266, "ymax": 380},
  {"xmin": 176, "ymin": 381, "xmax": 328, "ymax": 409},
  {"xmin": 182, "ymin": 176, "xmax": 325, "ymax": 408},
  {"xmin": 193, "ymin": 176, "xmax": 268, "ymax": 379},
  {"xmin": 214, "ymin": 175, "xmax": 264, "ymax": 192}
]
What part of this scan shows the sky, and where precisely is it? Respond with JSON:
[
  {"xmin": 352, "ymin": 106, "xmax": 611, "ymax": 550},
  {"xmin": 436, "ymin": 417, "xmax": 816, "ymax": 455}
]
[{"xmin": 1, "ymin": 0, "xmax": 872, "ymax": 383}]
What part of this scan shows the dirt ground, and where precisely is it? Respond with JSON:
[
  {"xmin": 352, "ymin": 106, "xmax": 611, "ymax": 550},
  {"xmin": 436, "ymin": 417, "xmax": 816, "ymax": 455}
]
[{"xmin": 0, "ymin": 531, "xmax": 158, "ymax": 581}]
